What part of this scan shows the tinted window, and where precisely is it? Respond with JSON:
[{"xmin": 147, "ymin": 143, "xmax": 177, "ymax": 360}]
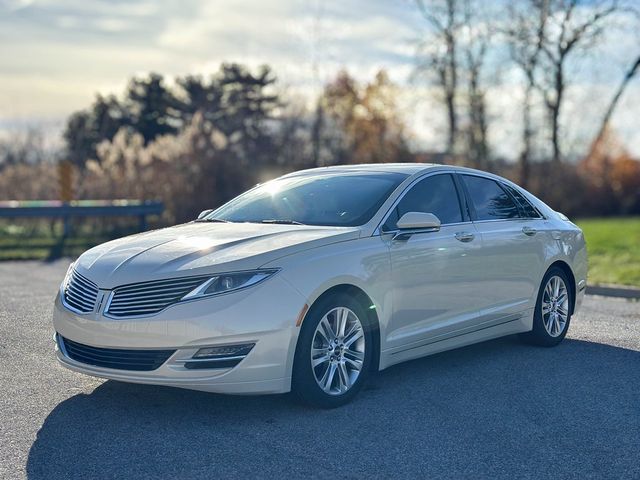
[
  {"xmin": 211, "ymin": 172, "xmax": 407, "ymax": 227},
  {"xmin": 462, "ymin": 175, "xmax": 519, "ymax": 220},
  {"xmin": 383, "ymin": 174, "xmax": 463, "ymax": 229},
  {"xmin": 503, "ymin": 184, "xmax": 541, "ymax": 218}
]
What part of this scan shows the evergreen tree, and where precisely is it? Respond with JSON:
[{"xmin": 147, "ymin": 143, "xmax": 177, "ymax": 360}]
[{"xmin": 125, "ymin": 73, "xmax": 180, "ymax": 144}]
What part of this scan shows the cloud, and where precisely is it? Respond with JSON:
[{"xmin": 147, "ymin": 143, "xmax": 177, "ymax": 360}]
[
  {"xmin": 2, "ymin": 0, "xmax": 34, "ymax": 11},
  {"xmin": 0, "ymin": 0, "xmax": 638, "ymax": 158}
]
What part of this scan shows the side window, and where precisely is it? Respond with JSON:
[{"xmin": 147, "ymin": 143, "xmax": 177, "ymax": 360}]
[
  {"xmin": 503, "ymin": 184, "xmax": 541, "ymax": 219},
  {"xmin": 383, "ymin": 174, "xmax": 463, "ymax": 230},
  {"xmin": 461, "ymin": 175, "xmax": 520, "ymax": 221}
]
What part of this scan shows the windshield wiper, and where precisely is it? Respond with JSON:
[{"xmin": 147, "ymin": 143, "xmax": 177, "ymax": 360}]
[
  {"xmin": 194, "ymin": 218, "xmax": 230, "ymax": 223},
  {"xmin": 260, "ymin": 219, "xmax": 305, "ymax": 226}
]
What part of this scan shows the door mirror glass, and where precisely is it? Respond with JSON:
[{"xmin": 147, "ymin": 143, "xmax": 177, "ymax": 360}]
[
  {"xmin": 197, "ymin": 209, "xmax": 213, "ymax": 219},
  {"xmin": 396, "ymin": 212, "xmax": 441, "ymax": 230}
]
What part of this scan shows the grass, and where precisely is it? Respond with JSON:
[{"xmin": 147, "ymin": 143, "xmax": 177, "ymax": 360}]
[
  {"xmin": 0, "ymin": 219, "xmax": 139, "ymax": 261},
  {"xmin": 576, "ymin": 217, "xmax": 640, "ymax": 287},
  {"xmin": 0, "ymin": 236, "xmax": 112, "ymax": 260}
]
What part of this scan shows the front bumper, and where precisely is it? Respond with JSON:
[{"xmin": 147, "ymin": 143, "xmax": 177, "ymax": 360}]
[{"xmin": 52, "ymin": 275, "xmax": 306, "ymax": 395}]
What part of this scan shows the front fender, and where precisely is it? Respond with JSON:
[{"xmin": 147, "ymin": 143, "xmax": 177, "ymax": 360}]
[{"xmin": 261, "ymin": 237, "xmax": 393, "ymax": 345}]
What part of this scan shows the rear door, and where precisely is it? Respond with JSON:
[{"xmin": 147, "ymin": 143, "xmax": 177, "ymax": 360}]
[{"xmin": 458, "ymin": 174, "xmax": 546, "ymax": 321}]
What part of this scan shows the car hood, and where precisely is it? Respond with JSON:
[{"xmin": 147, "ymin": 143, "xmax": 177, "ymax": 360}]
[{"xmin": 74, "ymin": 222, "xmax": 360, "ymax": 289}]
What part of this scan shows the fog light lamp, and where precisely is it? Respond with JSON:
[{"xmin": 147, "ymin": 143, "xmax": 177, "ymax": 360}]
[{"xmin": 193, "ymin": 343, "xmax": 255, "ymax": 359}]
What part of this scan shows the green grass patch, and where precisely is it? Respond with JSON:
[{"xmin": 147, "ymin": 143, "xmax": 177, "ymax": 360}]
[
  {"xmin": 0, "ymin": 219, "xmax": 141, "ymax": 261},
  {"xmin": 0, "ymin": 236, "xmax": 114, "ymax": 261},
  {"xmin": 576, "ymin": 217, "xmax": 640, "ymax": 287}
]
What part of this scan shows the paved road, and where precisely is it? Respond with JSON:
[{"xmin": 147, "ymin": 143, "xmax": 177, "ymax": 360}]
[{"xmin": 1, "ymin": 261, "xmax": 639, "ymax": 479}]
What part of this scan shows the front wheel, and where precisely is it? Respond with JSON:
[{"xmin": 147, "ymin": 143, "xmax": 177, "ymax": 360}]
[
  {"xmin": 521, "ymin": 267, "xmax": 573, "ymax": 347},
  {"xmin": 292, "ymin": 293, "xmax": 373, "ymax": 408}
]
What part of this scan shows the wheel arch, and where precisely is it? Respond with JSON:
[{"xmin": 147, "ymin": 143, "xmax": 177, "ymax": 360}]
[
  {"xmin": 298, "ymin": 283, "xmax": 381, "ymax": 372},
  {"xmin": 547, "ymin": 260, "xmax": 577, "ymax": 315}
]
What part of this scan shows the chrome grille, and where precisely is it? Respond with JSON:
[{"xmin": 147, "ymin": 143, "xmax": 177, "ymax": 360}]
[
  {"xmin": 64, "ymin": 270, "xmax": 99, "ymax": 313},
  {"xmin": 105, "ymin": 275, "xmax": 210, "ymax": 318}
]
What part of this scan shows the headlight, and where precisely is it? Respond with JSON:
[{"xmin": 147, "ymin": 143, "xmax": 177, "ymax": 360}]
[
  {"xmin": 60, "ymin": 262, "xmax": 75, "ymax": 294},
  {"xmin": 181, "ymin": 269, "xmax": 279, "ymax": 300}
]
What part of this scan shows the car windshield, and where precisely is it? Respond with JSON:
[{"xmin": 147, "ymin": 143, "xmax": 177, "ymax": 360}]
[{"xmin": 208, "ymin": 172, "xmax": 408, "ymax": 227}]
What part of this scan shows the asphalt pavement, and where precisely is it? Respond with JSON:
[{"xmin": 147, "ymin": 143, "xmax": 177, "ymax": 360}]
[{"xmin": 0, "ymin": 260, "xmax": 638, "ymax": 479}]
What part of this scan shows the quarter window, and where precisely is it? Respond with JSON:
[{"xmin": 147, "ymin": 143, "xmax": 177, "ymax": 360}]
[
  {"xmin": 503, "ymin": 184, "xmax": 541, "ymax": 219},
  {"xmin": 461, "ymin": 175, "xmax": 519, "ymax": 221},
  {"xmin": 383, "ymin": 174, "xmax": 463, "ymax": 230}
]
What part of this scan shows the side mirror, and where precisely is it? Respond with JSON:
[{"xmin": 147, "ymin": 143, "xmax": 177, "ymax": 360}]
[
  {"xmin": 393, "ymin": 212, "xmax": 441, "ymax": 241},
  {"xmin": 197, "ymin": 209, "xmax": 213, "ymax": 220},
  {"xmin": 396, "ymin": 212, "xmax": 441, "ymax": 230}
]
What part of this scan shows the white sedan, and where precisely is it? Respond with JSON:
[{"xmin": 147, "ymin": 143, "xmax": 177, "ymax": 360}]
[{"xmin": 53, "ymin": 164, "xmax": 587, "ymax": 407}]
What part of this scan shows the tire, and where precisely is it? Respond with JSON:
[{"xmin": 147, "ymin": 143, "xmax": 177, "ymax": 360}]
[
  {"xmin": 521, "ymin": 266, "xmax": 573, "ymax": 347},
  {"xmin": 292, "ymin": 292, "xmax": 374, "ymax": 408}
]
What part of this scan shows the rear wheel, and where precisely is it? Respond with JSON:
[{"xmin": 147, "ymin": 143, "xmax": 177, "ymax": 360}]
[
  {"xmin": 521, "ymin": 266, "xmax": 572, "ymax": 346},
  {"xmin": 292, "ymin": 293, "xmax": 373, "ymax": 408}
]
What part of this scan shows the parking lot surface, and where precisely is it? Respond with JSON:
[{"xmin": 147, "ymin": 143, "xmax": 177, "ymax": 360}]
[{"xmin": 0, "ymin": 261, "xmax": 638, "ymax": 479}]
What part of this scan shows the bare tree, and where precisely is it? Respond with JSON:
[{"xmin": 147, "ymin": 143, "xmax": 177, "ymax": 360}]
[
  {"xmin": 592, "ymin": 54, "xmax": 640, "ymax": 148},
  {"xmin": 506, "ymin": 0, "xmax": 549, "ymax": 185},
  {"xmin": 310, "ymin": 0, "xmax": 325, "ymax": 166},
  {"xmin": 416, "ymin": 0, "xmax": 462, "ymax": 155},
  {"xmin": 536, "ymin": 0, "xmax": 620, "ymax": 163},
  {"xmin": 461, "ymin": 0, "xmax": 491, "ymax": 169},
  {"xmin": 311, "ymin": 99, "xmax": 324, "ymax": 166}
]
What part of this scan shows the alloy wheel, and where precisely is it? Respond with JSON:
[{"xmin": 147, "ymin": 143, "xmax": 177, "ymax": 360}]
[
  {"xmin": 310, "ymin": 307, "xmax": 366, "ymax": 395},
  {"xmin": 541, "ymin": 275, "xmax": 569, "ymax": 337}
]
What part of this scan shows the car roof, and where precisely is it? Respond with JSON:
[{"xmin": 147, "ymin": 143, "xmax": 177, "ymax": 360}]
[
  {"xmin": 281, "ymin": 163, "xmax": 439, "ymax": 177},
  {"xmin": 280, "ymin": 163, "xmax": 503, "ymax": 179}
]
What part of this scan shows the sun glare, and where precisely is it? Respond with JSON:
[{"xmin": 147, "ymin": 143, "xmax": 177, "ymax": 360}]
[{"xmin": 262, "ymin": 181, "xmax": 282, "ymax": 196}]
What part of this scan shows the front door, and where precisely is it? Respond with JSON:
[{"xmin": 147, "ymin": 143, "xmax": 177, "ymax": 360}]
[{"xmin": 383, "ymin": 173, "xmax": 485, "ymax": 350}]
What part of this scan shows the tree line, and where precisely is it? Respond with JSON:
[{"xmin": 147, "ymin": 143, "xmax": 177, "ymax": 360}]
[
  {"xmin": 1, "ymin": 0, "xmax": 640, "ymax": 221},
  {"xmin": 0, "ymin": 64, "xmax": 412, "ymax": 223}
]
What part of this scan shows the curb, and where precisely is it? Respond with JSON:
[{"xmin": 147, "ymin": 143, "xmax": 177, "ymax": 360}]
[{"xmin": 586, "ymin": 285, "xmax": 640, "ymax": 300}]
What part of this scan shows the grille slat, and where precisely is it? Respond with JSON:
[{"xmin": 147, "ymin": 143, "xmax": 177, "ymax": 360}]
[
  {"xmin": 109, "ymin": 293, "xmax": 187, "ymax": 304},
  {"xmin": 67, "ymin": 276, "xmax": 98, "ymax": 293},
  {"xmin": 60, "ymin": 336, "xmax": 175, "ymax": 371},
  {"xmin": 114, "ymin": 282, "xmax": 205, "ymax": 295},
  {"xmin": 108, "ymin": 301, "xmax": 179, "ymax": 309},
  {"xmin": 106, "ymin": 275, "xmax": 211, "ymax": 318},
  {"xmin": 63, "ymin": 270, "xmax": 99, "ymax": 313},
  {"xmin": 65, "ymin": 290, "xmax": 96, "ymax": 307},
  {"xmin": 109, "ymin": 287, "xmax": 203, "ymax": 301},
  {"xmin": 109, "ymin": 290, "xmax": 193, "ymax": 301},
  {"xmin": 108, "ymin": 297, "xmax": 183, "ymax": 307},
  {"xmin": 107, "ymin": 309, "xmax": 172, "ymax": 316},
  {"xmin": 112, "ymin": 278, "xmax": 208, "ymax": 295},
  {"xmin": 65, "ymin": 292, "xmax": 94, "ymax": 306},
  {"xmin": 67, "ymin": 282, "xmax": 98, "ymax": 298}
]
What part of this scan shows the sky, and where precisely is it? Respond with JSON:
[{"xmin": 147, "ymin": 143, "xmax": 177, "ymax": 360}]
[{"xmin": 0, "ymin": 0, "xmax": 639, "ymax": 158}]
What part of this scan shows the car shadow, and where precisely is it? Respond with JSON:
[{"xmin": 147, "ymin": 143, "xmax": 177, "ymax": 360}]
[{"xmin": 27, "ymin": 336, "xmax": 640, "ymax": 479}]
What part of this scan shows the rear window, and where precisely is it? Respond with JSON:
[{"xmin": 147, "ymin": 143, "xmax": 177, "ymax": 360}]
[{"xmin": 461, "ymin": 175, "xmax": 519, "ymax": 221}]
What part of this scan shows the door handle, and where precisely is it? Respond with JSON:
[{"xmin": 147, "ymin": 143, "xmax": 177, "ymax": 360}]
[
  {"xmin": 522, "ymin": 226, "xmax": 537, "ymax": 236},
  {"xmin": 454, "ymin": 232, "xmax": 475, "ymax": 242}
]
